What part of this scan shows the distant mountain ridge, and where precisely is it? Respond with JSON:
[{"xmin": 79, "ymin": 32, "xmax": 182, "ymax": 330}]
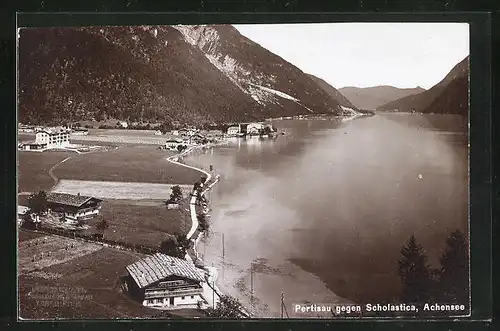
[
  {"xmin": 376, "ymin": 56, "xmax": 469, "ymax": 115},
  {"xmin": 338, "ymin": 85, "xmax": 426, "ymax": 110},
  {"xmin": 19, "ymin": 25, "xmax": 347, "ymax": 126}
]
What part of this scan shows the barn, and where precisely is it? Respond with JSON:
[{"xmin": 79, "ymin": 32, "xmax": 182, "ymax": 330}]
[
  {"xmin": 126, "ymin": 253, "xmax": 207, "ymax": 309},
  {"xmin": 46, "ymin": 192, "xmax": 102, "ymax": 223}
]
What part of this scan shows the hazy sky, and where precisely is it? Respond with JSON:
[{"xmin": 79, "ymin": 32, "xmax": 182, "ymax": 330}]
[{"xmin": 234, "ymin": 23, "xmax": 469, "ymax": 90}]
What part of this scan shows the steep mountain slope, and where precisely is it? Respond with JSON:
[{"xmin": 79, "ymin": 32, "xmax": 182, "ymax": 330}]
[
  {"xmin": 376, "ymin": 56, "xmax": 469, "ymax": 113},
  {"xmin": 19, "ymin": 25, "xmax": 345, "ymax": 126},
  {"xmin": 421, "ymin": 74, "xmax": 468, "ymax": 116},
  {"xmin": 306, "ymin": 74, "xmax": 357, "ymax": 110},
  {"xmin": 173, "ymin": 25, "xmax": 344, "ymax": 116},
  {"xmin": 338, "ymin": 86, "xmax": 425, "ymax": 110},
  {"xmin": 18, "ymin": 26, "xmax": 261, "ymax": 125}
]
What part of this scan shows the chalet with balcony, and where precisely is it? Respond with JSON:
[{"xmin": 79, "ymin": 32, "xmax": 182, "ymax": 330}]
[
  {"xmin": 125, "ymin": 253, "xmax": 206, "ymax": 309},
  {"xmin": 46, "ymin": 192, "xmax": 102, "ymax": 224}
]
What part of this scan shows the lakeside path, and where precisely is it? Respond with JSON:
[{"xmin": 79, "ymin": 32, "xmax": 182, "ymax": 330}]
[{"xmin": 164, "ymin": 146, "xmax": 246, "ymax": 314}]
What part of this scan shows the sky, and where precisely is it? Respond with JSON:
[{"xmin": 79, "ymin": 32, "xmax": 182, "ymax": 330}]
[{"xmin": 234, "ymin": 23, "xmax": 469, "ymax": 90}]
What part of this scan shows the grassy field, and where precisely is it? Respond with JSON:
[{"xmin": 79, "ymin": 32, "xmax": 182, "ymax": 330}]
[
  {"xmin": 82, "ymin": 197, "xmax": 192, "ymax": 248},
  {"xmin": 18, "ymin": 151, "xmax": 75, "ymax": 192},
  {"xmin": 18, "ymin": 229, "xmax": 46, "ymax": 242},
  {"xmin": 52, "ymin": 180, "xmax": 193, "ymax": 200},
  {"xmin": 18, "ymin": 234, "xmax": 205, "ymax": 319},
  {"xmin": 54, "ymin": 145, "xmax": 203, "ymax": 184}
]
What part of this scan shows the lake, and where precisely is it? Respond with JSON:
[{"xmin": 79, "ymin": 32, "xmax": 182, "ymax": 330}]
[{"xmin": 188, "ymin": 113, "xmax": 469, "ymax": 318}]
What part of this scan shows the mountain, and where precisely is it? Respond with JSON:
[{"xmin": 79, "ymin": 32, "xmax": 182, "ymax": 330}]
[
  {"xmin": 376, "ymin": 56, "xmax": 469, "ymax": 114},
  {"xmin": 306, "ymin": 74, "xmax": 357, "ymax": 110},
  {"xmin": 338, "ymin": 86, "xmax": 426, "ymax": 110},
  {"xmin": 18, "ymin": 25, "xmax": 345, "ymax": 126},
  {"xmin": 421, "ymin": 74, "xmax": 468, "ymax": 116}
]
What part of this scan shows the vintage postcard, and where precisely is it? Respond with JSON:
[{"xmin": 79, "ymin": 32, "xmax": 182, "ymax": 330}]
[{"xmin": 17, "ymin": 21, "xmax": 470, "ymax": 319}]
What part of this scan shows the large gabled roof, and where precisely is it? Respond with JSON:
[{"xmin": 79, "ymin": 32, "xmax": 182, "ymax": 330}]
[
  {"xmin": 126, "ymin": 253, "xmax": 205, "ymax": 289},
  {"xmin": 46, "ymin": 192, "xmax": 101, "ymax": 208}
]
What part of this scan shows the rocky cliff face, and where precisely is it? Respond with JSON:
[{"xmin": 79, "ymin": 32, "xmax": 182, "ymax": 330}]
[
  {"xmin": 172, "ymin": 25, "xmax": 344, "ymax": 116},
  {"xmin": 18, "ymin": 25, "xmax": 344, "ymax": 126}
]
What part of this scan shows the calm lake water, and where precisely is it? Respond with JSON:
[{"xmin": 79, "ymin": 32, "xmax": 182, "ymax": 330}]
[{"xmin": 188, "ymin": 113, "xmax": 468, "ymax": 318}]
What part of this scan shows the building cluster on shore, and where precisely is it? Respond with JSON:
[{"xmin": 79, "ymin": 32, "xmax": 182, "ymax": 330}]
[{"xmin": 225, "ymin": 122, "xmax": 278, "ymax": 138}]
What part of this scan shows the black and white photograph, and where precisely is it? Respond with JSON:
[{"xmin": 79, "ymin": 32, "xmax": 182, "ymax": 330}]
[{"xmin": 16, "ymin": 22, "xmax": 470, "ymax": 319}]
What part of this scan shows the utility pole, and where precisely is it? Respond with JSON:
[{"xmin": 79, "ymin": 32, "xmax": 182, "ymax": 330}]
[
  {"xmin": 221, "ymin": 233, "xmax": 225, "ymax": 259},
  {"xmin": 250, "ymin": 263, "xmax": 254, "ymax": 313},
  {"xmin": 280, "ymin": 292, "xmax": 283, "ymax": 318},
  {"xmin": 212, "ymin": 279, "xmax": 215, "ymax": 309}
]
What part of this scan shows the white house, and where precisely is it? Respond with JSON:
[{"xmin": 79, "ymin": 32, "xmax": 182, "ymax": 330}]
[
  {"xmin": 247, "ymin": 122, "xmax": 264, "ymax": 135},
  {"xmin": 165, "ymin": 139, "xmax": 187, "ymax": 151},
  {"xmin": 118, "ymin": 121, "xmax": 129, "ymax": 128},
  {"xmin": 227, "ymin": 125, "xmax": 241, "ymax": 136},
  {"xmin": 35, "ymin": 127, "xmax": 71, "ymax": 148},
  {"xmin": 17, "ymin": 205, "xmax": 29, "ymax": 225},
  {"xmin": 126, "ymin": 253, "xmax": 207, "ymax": 309}
]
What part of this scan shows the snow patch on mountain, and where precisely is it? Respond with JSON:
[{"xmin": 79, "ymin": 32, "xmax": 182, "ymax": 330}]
[{"xmin": 249, "ymin": 83, "xmax": 299, "ymax": 102}]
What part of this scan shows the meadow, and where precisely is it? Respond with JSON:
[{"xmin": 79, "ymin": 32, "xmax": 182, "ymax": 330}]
[
  {"xmin": 53, "ymin": 145, "xmax": 203, "ymax": 184},
  {"xmin": 18, "ymin": 233, "xmax": 204, "ymax": 319},
  {"xmin": 83, "ymin": 197, "xmax": 192, "ymax": 248},
  {"xmin": 18, "ymin": 151, "xmax": 75, "ymax": 192}
]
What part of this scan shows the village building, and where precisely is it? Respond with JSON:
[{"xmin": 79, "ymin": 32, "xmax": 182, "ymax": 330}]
[
  {"xmin": 17, "ymin": 205, "xmax": 29, "ymax": 226},
  {"xmin": 247, "ymin": 122, "xmax": 265, "ymax": 135},
  {"xmin": 34, "ymin": 127, "xmax": 71, "ymax": 149},
  {"xmin": 71, "ymin": 128, "xmax": 89, "ymax": 135},
  {"xmin": 118, "ymin": 121, "xmax": 129, "ymax": 128},
  {"xmin": 125, "ymin": 253, "xmax": 206, "ymax": 309},
  {"xmin": 18, "ymin": 141, "xmax": 47, "ymax": 151},
  {"xmin": 227, "ymin": 125, "xmax": 241, "ymax": 136},
  {"xmin": 46, "ymin": 192, "xmax": 102, "ymax": 224},
  {"xmin": 165, "ymin": 138, "xmax": 187, "ymax": 151}
]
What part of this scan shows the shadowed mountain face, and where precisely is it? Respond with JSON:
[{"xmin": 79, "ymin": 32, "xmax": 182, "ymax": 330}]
[
  {"xmin": 376, "ymin": 56, "xmax": 469, "ymax": 114},
  {"xmin": 19, "ymin": 25, "xmax": 345, "ymax": 126},
  {"xmin": 306, "ymin": 74, "xmax": 357, "ymax": 110},
  {"xmin": 338, "ymin": 86, "xmax": 426, "ymax": 110}
]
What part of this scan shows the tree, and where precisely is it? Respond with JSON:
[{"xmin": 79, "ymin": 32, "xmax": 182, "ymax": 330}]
[
  {"xmin": 262, "ymin": 125, "xmax": 273, "ymax": 135},
  {"xmin": 193, "ymin": 181, "xmax": 201, "ymax": 193},
  {"xmin": 168, "ymin": 185, "xmax": 183, "ymax": 204},
  {"xmin": 204, "ymin": 295, "xmax": 246, "ymax": 318},
  {"xmin": 197, "ymin": 213, "xmax": 209, "ymax": 232},
  {"xmin": 436, "ymin": 230, "xmax": 469, "ymax": 304},
  {"xmin": 397, "ymin": 234, "xmax": 433, "ymax": 303},
  {"xmin": 160, "ymin": 233, "xmax": 191, "ymax": 258},
  {"xmin": 27, "ymin": 191, "xmax": 48, "ymax": 216}
]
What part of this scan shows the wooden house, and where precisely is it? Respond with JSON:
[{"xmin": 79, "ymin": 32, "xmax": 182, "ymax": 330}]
[
  {"xmin": 46, "ymin": 192, "xmax": 102, "ymax": 224},
  {"xmin": 126, "ymin": 253, "xmax": 206, "ymax": 309}
]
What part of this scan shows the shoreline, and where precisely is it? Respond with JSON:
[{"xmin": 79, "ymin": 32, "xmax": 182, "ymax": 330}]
[{"xmin": 165, "ymin": 144, "xmax": 239, "ymax": 314}]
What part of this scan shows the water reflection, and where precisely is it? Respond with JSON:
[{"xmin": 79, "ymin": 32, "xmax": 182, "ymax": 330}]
[{"xmin": 190, "ymin": 114, "xmax": 468, "ymax": 317}]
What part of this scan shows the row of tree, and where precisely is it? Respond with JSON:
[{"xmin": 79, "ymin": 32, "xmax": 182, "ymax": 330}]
[{"xmin": 398, "ymin": 230, "xmax": 469, "ymax": 305}]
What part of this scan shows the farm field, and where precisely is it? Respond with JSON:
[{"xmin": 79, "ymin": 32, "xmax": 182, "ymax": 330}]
[
  {"xmin": 18, "ymin": 234, "xmax": 204, "ymax": 319},
  {"xmin": 82, "ymin": 197, "xmax": 192, "ymax": 248},
  {"xmin": 18, "ymin": 151, "xmax": 75, "ymax": 192},
  {"xmin": 18, "ymin": 229, "xmax": 46, "ymax": 242},
  {"xmin": 53, "ymin": 146, "xmax": 203, "ymax": 184},
  {"xmin": 52, "ymin": 180, "xmax": 193, "ymax": 200}
]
